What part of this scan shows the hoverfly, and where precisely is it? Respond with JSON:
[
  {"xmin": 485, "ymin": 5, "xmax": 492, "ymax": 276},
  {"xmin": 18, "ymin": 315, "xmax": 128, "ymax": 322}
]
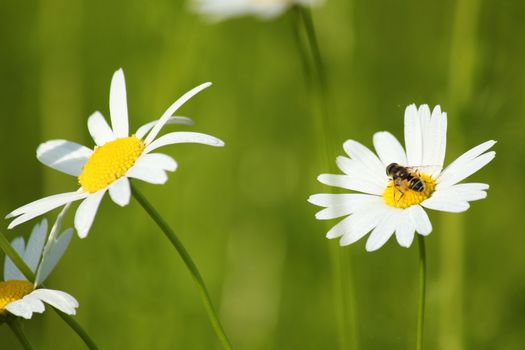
[{"xmin": 385, "ymin": 162, "xmax": 425, "ymax": 193}]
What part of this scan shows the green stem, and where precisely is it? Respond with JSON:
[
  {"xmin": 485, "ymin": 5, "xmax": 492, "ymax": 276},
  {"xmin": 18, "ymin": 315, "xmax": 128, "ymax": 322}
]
[
  {"xmin": 0, "ymin": 231, "xmax": 98, "ymax": 350},
  {"xmin": 298, "ymin": 7, "xmax": 328, "ymax": 95},
  {"xmin": 296, "ymin": 6, "xmax": 334, "ymax": 159},
  {"xmin": 0, "ymin": 231, "xmax": 34, "ymax": 280},
  {"xmin": 293, "ymin": 6, "xmax": 359, "ymax": 350},
  {"xmin": 416, "ymin": 235, "xmax": 427, "ymax": 350},
  {"xmin": 7, "ymin": 318, "xmax": 34, "ymax": 350},
  {"xmin": 289, "ymin": 8, "xmax": 312, "ymax": 89},
  {"xmin": 52, "ymin": 312, "xmax": 98, "ymax": 350},
  {"xmin": 131, "ymin": 184, "xmax": 233, "ymax": 350}
]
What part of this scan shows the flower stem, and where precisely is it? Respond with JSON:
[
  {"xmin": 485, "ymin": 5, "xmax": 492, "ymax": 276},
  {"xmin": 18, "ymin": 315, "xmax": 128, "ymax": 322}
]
[
  {"xmin": 416, "ymin": 235, "xmax": 427, "ymax": 350},
  {"xmin": 52, "ymin": 311, "xmax": 99, "ymax": 350},
  {"xmin": 0, "ymin": 230, "xmax": 99, "ymax": 350},
  {"xmin": 295, "ymin": 5, "xmax": 334, "ymax": 158},
  {"xmin": 292, "ymin": 6, "xmax": 359, "ymax": 350},
  {"xmin": 7, "ymin": 318, "xmax": 34, "ymax": 350},
  {"xmin": 131, "ymin": 184, "xmax": 233, "ymax": 350}
]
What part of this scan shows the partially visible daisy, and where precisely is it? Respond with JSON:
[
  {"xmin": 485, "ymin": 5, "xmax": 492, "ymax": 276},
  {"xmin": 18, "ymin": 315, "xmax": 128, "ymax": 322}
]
[
  {"xmin": 7, "ymin": 69, "xmax": 224, "ymax": 238},
  {"xmin": 192, "ymin": 0, "xmax": 323, "ymax": 21},
  {"xmin": 308, "ymin": 104, "xmax": 496, "ymax": 252},
  {"xmin": 0, "ymin": 219, "xmax": 77, "ymax": 320}
]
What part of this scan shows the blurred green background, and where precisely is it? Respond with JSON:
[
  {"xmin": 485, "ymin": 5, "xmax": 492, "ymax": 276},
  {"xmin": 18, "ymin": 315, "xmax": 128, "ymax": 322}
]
[{"xmin": 1, "ymin": 0, "xmax": 524, "ymax": 349}]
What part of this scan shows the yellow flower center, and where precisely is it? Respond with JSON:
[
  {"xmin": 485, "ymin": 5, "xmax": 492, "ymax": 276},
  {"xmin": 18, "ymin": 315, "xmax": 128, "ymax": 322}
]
[
  {"xmin": 0, "ymin": 280, "xmax": 33, "ymax": 313},
  {"xmin": 79, "ymin": 136, "xmax": 144, "ymax": 193},
  {"xmin": 383, "ymin": 173, "xmax": 436, "ymax": 209}
]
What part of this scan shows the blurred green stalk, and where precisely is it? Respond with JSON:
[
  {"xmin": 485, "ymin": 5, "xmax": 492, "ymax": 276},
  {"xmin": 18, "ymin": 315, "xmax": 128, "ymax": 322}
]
[
  {"xmin": 416, "ymin": 235, "xmax": 427, "ymax": 350},
  {"xmin": 441, "ymin": 0, "xmax": 480, "ymax": 349},
  {"xmin": 0, "ymin": 231, "xmax": 99, "ymax": 350},
  {"xmin": 131, "ymin": 185, "xmax": 233, "ymax": 350},
  {"xmin": 292, "ymin": 6, "xmax": 359, "ymax": 350},
  {"xmin": 7, "ymin": 318, "xmax": 34, "ymax": 350}
]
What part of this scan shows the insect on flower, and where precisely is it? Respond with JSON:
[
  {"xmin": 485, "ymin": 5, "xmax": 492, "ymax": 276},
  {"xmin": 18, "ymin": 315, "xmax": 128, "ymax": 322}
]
[{"xmin": 308, "ymin": 104, "xmax": 496, "ymax": 251}]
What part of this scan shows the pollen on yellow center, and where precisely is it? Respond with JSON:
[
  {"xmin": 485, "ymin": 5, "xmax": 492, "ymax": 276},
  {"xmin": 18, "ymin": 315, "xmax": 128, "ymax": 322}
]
[
  {"xmin": 79, "ymin": 136, "xmax": 144, "ymax": 193},
  {"xmin": 383, "ymin": 173, "xmax": 436, "ymax": 209},
  {"xmin": 0, "ymin": 280, "xmax": 33, "ymax": 312}
]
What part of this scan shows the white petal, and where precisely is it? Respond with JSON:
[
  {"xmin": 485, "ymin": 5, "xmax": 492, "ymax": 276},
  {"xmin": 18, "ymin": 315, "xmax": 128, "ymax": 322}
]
[
  {"xmin": 7, "ymin": 192, "xmax": 88, "ymax": 229},
  {"xmin": 144, "ymin": 83, "xmax": 212, "ymax": 145},
  {"xmin": 325, "ymin": 216, "xmax": 351, "ymax": 239},
  {"xmin": 315, "ymin": 206, "xmax": 353, "ymax": 220},
  {"xmin": 135, "ymin": 153, "xmax": 178, "ymax": 172},
  {"xmin": 437, "ymin": 140, "xmax": 496, "ymax": 187},
  {"xmin": 135, "ymin": 116, "xmax": 194, "ymax": 140},
  {"xmin": 338, "ymin": 205, "xmax": 392, "ymax": 246},
  {"xmin": 404, "ymin": 104, "xmax": 423, "ymax": 166},
  {"xmin": 365, "ymin": 210, "xmax": 401, "ymax": 251},
  {"xmin": 408, "ymin": 205, "xmax": 432, "ymax": 235},
  {"xmin": 438, "ymin": 150, "xmax": 496, "ymax": 189},
  {"xmin": 4, "ymin": 237, "xmax": 26, "ymax": 281},
  {"xmin": 144, "ymin": 131, "xmax": 224, "ymax": 154},
  {"xmin": 36, "ymin": 229, "xmax": 73, "ymax": 285},
  {"xmin": 74, "ymin": 190, "xmax": 106, "ymax": 239},
  {"xmin": 342, "ymin": 139, "xmax": 385, "ymax": 177},
  {"xmin": 420, "ymin": 182, "xmax": 489, "ymax": 214},
  {"xmin": 87, "ymin": 111, "xmax": 116, "ymax": 146},
  {"xmin": 436, "ymin": 182, "xmax": 489, "ymax": 202},
  {"xmin": 30, "ymin": 289, "xmax": 78, "ymax": 315},
  {"xmin": 109, "ymin": 69, "xmax": 129, "ymax": 137},
  {"xmin": 423, "ymin": 106, "xmax": 447, "ymax": 176},
  {"xmin": 37, "ymin": 140, "xmax": 91, "ymax": 177},
  {"xmin": 373, "ymin": 131, "xmax": 408, "ymax": 166},
  {"xmin": 5, "ymin": 299, "xmax": 37, "ymax": 319},
  {"xmin": 335, "ymin": 156, "xmax": 388, "ymax": 188},
  {"xmin": 308, "ymin": 193, "xmax": 381, "ymax": 220},
  {"xmin": 421, "ymin": 196, "xmax": 470, "ymax": 213},
  {"xmin": 308, "ymin": 193, "xmax": 380, "ymax": 208},
  {"xmin": 23, "ymin": 219, "xmax": 48, "ymax": 273},
  {"xmin": 318, "ymin": 174, "xmax": 384, "ymax": 195},
  {"xmin": 419, "ymin": 104, "xmax": 431, "ymax": 125},
  {"xmin": 108, "ymin": 177, "xmax": 131, "ymax": 207},
  {"xmin": 126, "ymin": 166, "xmax": 168, "ymax": 185},
  {"xmin": 23, "ymin": 295, "xmax": 46, "ymax": 313},
  {"xmin": 395, "ymin": 212, "xmax": 415, "ymax": 248},
  {"xmin": 418, "ymin": 105, "xmax": 432, "ymax": 162}
]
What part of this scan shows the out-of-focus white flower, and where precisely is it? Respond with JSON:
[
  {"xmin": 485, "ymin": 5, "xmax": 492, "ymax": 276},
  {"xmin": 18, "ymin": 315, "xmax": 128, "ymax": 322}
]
[
  {"xmin": 7, "ymin": 69, "xmax": 224, "ymax": 238},
  {"xmin": 192, "ymin": 0, "xmax": 323, "ymax": 21},
  {"xmin": 0, "ymin": 219, "xmax": 78, "ymax": 319},
  {"xmin": 309, "ymin": 104, "xmax": 496, "ymax": 252}
]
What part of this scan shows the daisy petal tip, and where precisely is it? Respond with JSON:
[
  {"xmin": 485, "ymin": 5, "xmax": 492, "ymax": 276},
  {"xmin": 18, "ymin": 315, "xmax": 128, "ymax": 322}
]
[
  {"xmin": 399, "ymin": 241, "xmax": 411, "ymax": 248},
  {"xmin": 7, "ymin": 221, "xmax": 17, "ymax": 230},
  {"xmin": 314, "ymin": 212, "xmax": 327, "ymax": 220},
  {"xmin": 372, "ymin": 131, "xmax": 387, "ymax": 139},
  {"xmin": 76, "ymin": 229, "xmax": 89, "ymax": 240},
  {"xmin": 317, "ymin": 174, "xmax": 328, "ymax": 183},
  {"xmin": 418, "ymin": 228, "xmax": 433, "ymax": 236},
  {"xmin": 405, "ymin": 104, "xmax": 417, "ymax": 113},
  {"xmin": 338, "ymin": 239, "xmax": 350, "ymax": 247},
  {"xmin": 306, "ymin": 195, "xmax": 317, "ymax": 205},
  {"xmin": 113, "ymin": 68, "xmax": 124, "ymax": 78},
  {"xmin": 364, "ymin": 244, "xmax": 378, "ymax": 252}
]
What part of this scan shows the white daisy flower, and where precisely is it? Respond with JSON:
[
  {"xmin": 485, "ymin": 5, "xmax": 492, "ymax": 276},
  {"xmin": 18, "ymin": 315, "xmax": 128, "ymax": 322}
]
[
  {"xmin": 192, "ymin": 0, "xmax": 323, "ymax": 21},
  {"xmin": 6, "ymin": 69, "xmax": 224, "ymax": 238},
  {"xmin": 0, "ymin": 219, "xmax": 78, "ymax": 320},
  {"xmin": 308, "ymin": 104, "xmax": 496, "ymax": 252}
]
